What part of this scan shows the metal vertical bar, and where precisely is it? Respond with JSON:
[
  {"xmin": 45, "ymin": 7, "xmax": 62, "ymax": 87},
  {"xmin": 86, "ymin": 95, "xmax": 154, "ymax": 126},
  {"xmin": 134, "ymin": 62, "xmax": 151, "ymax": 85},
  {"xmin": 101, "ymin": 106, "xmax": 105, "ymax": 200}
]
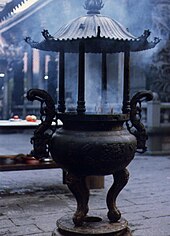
[
  {"xmin": 102, "ymin": 52, "xmax": 107, "ymax": 103},
  {"xmin": 77, "ymin": 42, "xmax": 86, "ymax": 114},
  {"xmin": 122, "ymin": 51, "xmax": 131, "ymax": 114},
  {"xmin": 58, "ymin": 51, "xmax": 66, "ymax": 113}
]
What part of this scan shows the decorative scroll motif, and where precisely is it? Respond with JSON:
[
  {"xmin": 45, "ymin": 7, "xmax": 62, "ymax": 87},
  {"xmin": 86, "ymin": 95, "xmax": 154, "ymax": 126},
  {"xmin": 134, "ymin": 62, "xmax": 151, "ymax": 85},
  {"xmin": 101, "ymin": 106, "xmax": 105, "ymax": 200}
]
[
  {"xmin": 138, "ymin": 29, "xmax": 160, "ymax": 44},
  {"xmin": 26, "ymin": 30, "xmax": 53, "ymax": 42},
  {"xmin": 126, "ymin": 91, "xmax": 153, "ymax": 153},
  {"xmin": 140, "ymin": 29, "xmax": 151, "ymax": 39},
  {"xmin": 25, "ymin": 37, "xmax": 39, "ymax": 48},
  {"xmin": 27, "ymin": 89, "xmax": 57, "ymax": 159},
  {"xmin": 41, "ymin": 29, "xmax": 54, "ymax": 40}
]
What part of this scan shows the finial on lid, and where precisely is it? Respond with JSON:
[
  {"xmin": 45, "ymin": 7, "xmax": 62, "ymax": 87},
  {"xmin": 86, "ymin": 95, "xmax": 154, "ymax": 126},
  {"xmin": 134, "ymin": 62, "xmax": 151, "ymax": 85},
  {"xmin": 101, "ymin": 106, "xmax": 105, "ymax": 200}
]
[{"xmin": 84, "ymin": 0, "xmax": 104, "ymax": 14}]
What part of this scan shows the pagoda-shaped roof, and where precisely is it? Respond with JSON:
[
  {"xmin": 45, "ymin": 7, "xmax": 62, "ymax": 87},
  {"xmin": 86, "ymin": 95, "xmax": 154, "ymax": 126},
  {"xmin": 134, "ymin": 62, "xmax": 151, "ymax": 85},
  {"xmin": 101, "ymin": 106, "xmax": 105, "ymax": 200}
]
[
  {"xmin": 26, "ymin": 0, "xmax": 160, "ymax": 53},
  {"xmin": 53, "ymin": 14, "xmax": 137, "ymax": 41}
]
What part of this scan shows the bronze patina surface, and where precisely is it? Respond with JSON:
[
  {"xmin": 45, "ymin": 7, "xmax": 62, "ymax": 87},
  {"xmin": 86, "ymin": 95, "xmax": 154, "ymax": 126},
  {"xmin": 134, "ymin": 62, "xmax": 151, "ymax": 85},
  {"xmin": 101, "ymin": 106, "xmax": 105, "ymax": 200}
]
[
  {"xmin": 26, "ymin": 0, "xmax": 159, "ymax": 234},
  {"xmin": 27, "ymin": 89, "xmax": 152, "ymax": 227}
]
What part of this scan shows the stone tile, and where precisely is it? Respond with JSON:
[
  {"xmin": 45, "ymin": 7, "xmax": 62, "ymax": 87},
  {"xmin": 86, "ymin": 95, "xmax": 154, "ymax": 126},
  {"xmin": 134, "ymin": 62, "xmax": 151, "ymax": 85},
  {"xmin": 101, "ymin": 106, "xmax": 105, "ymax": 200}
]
[
  {"xmin": 29, "ymin": 234, "xmax": 51, "ymax": 236},
  {"xmin": 0, "ymin": 154, "xmax": 170, "ymax": 235},
  {"xmin": 0, "ymin": 224, "xmax": 42, "ymax": 236},
  {"xmin": 129, "ymin": 215, "xmax": 170, "ymax": 236},
  {"xmin": 0, "ymin": 218, "xmax": 15, "ymax": 228},
  {"xmin": 132, "ymin": 226, "xmax": 170, "ymax": 236}
]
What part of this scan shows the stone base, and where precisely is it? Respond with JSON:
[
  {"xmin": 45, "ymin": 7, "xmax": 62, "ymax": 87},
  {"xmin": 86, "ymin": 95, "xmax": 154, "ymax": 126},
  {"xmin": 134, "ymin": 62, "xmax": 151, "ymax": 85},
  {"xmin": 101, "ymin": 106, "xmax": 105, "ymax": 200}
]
[{"xmin": 52, "ymin": 214, "xmax": 132, "ymax": 236}]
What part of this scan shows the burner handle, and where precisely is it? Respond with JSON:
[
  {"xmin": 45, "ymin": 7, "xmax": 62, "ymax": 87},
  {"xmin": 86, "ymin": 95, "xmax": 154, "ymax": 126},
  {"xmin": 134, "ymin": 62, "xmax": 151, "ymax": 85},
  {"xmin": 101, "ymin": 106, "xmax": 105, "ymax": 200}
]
[
  {"xmin": 126, "ymin": 90, "xmax": 153, "ymax": 153},
  {"xmin": 27, "ymin": 89, "xmax": 57, "ymax": 159}
]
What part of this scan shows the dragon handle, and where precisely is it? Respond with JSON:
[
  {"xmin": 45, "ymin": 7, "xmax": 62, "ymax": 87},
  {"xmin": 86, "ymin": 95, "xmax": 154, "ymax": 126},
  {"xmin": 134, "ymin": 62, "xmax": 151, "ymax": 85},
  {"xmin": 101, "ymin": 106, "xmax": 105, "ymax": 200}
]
[
  {"xmin": 27, "ymin": 89, "xmax": 57, "ymax": 159},
  {"xmin": 126, "ymin": 90, "xmax": 153, "ymax": 153}
]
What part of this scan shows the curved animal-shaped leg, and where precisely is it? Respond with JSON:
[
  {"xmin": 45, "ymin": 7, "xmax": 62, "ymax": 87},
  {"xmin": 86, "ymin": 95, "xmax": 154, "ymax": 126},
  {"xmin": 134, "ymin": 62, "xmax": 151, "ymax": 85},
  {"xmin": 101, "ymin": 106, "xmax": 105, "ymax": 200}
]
[
  {"xmin": 107, "ymin": 168, "xmax": 129, "ymax": 222},
  {"xmin": 66, "ymin": 172, "xmax": 89, "ymax": 226}
]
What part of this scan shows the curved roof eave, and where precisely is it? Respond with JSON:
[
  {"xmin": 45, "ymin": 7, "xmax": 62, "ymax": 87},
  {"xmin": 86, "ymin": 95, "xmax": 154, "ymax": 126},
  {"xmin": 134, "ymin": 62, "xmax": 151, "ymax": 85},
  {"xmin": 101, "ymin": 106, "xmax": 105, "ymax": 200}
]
[{"xmin": 25, "ymin": 32, "xmax": 161, "ymax": 53}]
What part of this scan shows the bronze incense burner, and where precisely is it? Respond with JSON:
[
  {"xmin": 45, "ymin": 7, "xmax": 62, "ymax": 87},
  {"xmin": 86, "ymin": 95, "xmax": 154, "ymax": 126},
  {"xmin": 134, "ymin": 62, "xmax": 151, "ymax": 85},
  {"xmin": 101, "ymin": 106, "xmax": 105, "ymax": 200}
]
[{"xmin": 26, "ymin": 0, "xmax": 159, "ymax": 235}]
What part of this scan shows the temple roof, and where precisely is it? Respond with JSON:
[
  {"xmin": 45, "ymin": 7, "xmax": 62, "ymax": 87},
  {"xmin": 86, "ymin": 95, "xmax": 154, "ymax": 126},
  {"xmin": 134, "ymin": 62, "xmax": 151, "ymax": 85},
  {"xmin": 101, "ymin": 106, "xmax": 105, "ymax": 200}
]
[
  {"xmin": 0, "ymin": 0, "xmax": 29, "ymax": 22},
  {"xmin": 0, "ymin": 0, "xmax": 53, "ymax": 34}
]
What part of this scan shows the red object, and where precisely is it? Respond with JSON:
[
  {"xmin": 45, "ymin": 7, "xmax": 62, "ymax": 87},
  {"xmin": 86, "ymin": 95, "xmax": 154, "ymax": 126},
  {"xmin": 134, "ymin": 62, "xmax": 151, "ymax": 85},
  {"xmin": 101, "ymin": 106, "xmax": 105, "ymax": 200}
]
[{"xmin": 26, "ymin": 115, "xmax": 37, "ymax": 122}]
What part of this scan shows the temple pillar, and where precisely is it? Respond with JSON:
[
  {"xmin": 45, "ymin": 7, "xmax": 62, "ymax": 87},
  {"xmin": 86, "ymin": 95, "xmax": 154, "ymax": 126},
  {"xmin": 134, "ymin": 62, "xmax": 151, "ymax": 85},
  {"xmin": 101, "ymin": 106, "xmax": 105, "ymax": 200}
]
[
  {"xmin": 39, "ymin": 51, "xmax": 46, "ymax": 89},
  {"xmin": 47, "ymin": 55, "xmax": 58, "ymax": 103},
  {"xmin": 12, "ymin": 57, "xmax": 24, "ymax": 111},
  {"xmin": 26, "ymin": 47, "xmax": 33, "ymax": 90},
  {"xmin": 0, "ymin": 59, "xmax": 8, "ymax": 119}
]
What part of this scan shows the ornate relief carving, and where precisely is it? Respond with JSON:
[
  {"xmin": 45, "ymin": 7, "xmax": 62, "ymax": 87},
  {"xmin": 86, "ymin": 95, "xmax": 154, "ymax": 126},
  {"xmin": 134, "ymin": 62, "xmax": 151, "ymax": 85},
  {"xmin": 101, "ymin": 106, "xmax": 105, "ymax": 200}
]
[{"xmin": 53, "ymin": 135, "xmax": 136, "ymax": 175}]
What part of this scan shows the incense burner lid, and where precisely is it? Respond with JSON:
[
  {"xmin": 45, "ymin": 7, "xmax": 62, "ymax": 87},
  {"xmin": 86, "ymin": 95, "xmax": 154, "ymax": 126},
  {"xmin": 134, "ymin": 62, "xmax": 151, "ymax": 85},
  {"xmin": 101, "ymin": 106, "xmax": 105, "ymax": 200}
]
[{"xmin": 25, "ymin": 1, "xmax": 160, "ymax": 53}]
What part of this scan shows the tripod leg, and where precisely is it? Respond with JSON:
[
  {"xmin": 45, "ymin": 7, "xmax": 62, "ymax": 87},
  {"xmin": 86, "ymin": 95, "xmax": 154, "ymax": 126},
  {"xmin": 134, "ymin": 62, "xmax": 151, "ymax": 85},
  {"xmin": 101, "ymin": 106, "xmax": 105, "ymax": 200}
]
[
  {"xmin": 107, "ymin": 168, "xmax": 129, "ymax": 222},
  {"xmin": 66, "ymin": 172, "xmax": 89, "ymax": 226}
]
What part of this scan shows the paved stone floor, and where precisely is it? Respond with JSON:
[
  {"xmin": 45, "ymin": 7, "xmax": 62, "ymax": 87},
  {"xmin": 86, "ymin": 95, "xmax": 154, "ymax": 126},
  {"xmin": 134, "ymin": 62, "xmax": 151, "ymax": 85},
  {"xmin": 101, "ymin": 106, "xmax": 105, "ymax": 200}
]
[
  {"xmin": 0, "ymin": 132, "xmax": 33, "ymax": 155},
  {"xmin": 0, "ymin": 133, "xmax": 170, "ymax": 235}
]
